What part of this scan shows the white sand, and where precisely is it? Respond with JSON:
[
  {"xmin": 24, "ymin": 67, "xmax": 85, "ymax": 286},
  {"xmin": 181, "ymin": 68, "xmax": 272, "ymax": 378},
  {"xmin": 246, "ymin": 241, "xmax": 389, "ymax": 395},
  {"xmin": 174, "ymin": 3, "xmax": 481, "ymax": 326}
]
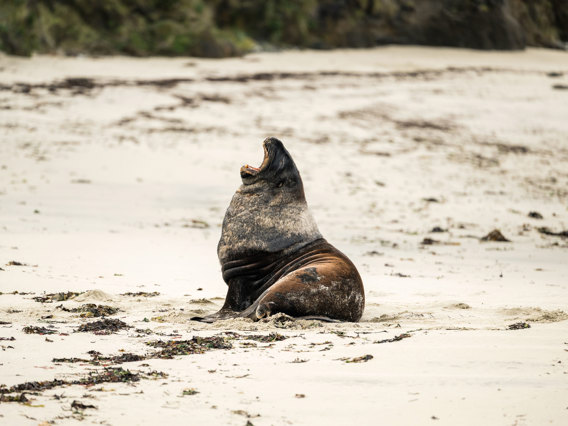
[{"xmin": 0, "ymin": 46, "xmax": 567, "ymax": 425}]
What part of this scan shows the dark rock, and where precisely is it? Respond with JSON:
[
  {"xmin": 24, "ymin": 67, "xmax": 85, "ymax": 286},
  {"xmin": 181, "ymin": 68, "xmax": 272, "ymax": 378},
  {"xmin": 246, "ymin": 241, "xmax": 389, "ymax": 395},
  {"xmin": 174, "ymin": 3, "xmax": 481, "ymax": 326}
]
[
  {"xmin": 551, "ymin": 0, "xmax": 568, "ymax": 42},
  {"xmin": 406, "ymin": 1, "xmax": 525, "ymax": 50}
]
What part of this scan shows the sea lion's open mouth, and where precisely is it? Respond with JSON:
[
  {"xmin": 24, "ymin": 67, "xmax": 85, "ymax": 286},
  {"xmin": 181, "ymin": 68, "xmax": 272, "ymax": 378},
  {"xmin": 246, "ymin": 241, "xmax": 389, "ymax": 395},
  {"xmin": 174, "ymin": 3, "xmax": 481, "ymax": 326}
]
[{"xmin": 240, "ymin": 140, "xmax": 270, "ymax": 181}]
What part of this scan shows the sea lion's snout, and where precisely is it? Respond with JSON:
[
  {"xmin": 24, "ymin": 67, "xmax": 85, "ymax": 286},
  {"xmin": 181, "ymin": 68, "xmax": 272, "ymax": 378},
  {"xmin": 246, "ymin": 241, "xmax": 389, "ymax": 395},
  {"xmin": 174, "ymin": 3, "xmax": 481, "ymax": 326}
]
[{"xmin": 240, "ymin": 137, "xmax": 280, "ymax": 184}]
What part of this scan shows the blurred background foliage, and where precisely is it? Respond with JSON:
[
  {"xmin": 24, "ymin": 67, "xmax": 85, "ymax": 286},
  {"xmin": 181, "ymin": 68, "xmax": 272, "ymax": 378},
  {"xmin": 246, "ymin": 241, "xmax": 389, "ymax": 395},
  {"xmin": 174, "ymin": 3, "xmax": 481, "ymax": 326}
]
[{"xmin": 0, "ymin": 0, "xmax": 566, "ymax": 57}]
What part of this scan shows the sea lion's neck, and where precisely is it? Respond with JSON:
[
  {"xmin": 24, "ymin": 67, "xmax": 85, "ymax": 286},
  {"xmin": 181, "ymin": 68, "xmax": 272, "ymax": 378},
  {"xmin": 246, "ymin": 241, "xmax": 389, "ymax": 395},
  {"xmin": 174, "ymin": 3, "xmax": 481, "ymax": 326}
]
[{"xmin": 217, "ymin": 184, "xmax": 322, "ymax": 265}]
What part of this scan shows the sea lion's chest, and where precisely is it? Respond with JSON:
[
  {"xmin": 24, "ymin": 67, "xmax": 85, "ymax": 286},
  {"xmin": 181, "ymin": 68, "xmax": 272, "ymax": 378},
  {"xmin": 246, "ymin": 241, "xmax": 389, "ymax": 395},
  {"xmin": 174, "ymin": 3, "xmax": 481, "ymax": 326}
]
[{"xmin": 217, "ymin": 187, "xmax": 321, "ymax": 265}]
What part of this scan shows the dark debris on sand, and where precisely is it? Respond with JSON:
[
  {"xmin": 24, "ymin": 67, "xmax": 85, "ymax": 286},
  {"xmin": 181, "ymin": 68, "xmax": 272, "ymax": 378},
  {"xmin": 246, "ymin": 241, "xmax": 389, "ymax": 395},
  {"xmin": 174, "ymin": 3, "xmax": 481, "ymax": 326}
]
[
  {"xmin": 76, "ymin": 318, "xmax": 131, "ymax": 334},
  {"xmin": 71, "ymin": 400, "xmax": 97, "ymax": 410},
  {"xmin": 0, "ymin": 291, "xmax": 34, "ymax": 296},
  {"xmin": 53, "ymin": 332, "xmax": 286, "ymax": 367},
  {"xmin": 53, "ymin": 350, "xmax": 146, "ymax": 365},
  {"xmin": 0, "ymin": 368, "xmax": 167, "ymax": 403},
  {"xmin": 6, "ymin": 260, "xmax": 29, "ymax": 266},
  {"xmin": 537, "ymin": 227, "xmax": 568, "ymax": 238},
  {"xmin": 508, "ymin": 322, "xmax": 531, "ymax": 330},
  {"xmin": 223, "ymin": 332, "xmax": 288, "ymax": 343},
  {"xmin": 58, "ymin": 303, "xmax": 119, "ymax": 317},
  {"xmin": 340, "ymin": 354, "xmax": 373, "ymax": 363},
  {"xmin": 430, "ymin": 226, "xmax": 447, "ymax": 233},
  {"xmin": 480, "ymin": 229, "xmax": 510, "ymax": 242},
  {"xmin": 375, "ymin": 333, "xmax": 412, "ymax": 344},
  {"xmin": 528, "ymin": 211, "xmax": 543, "ymax": 220},
  {"xmin": 420, "ymin": 237, "xmax": 440, "ymax": 245},
  {"xmin": 23, "ymin": 325, "xmax": 57, "ymax": 335},
  {"xmin": 0, "ymin": 393, "xmax": 29, "ymax": 403},
  {"xmin": 0, "ymin": 77, "xmax": 196, "ymax": 96},
  {"xmin": 33, "ymin": 291, "xmax": 82, "ymax": 303},
  {"xmin": 147, "ymin": 336, "xmax": 232, "ymax": 358},
  {"xmin": 121, "ymin": 291, "xmax": 160, "ymax": 297},
  {"xmin": 53, "ymin": 336, "xmax": 233, "ymax": 366}
]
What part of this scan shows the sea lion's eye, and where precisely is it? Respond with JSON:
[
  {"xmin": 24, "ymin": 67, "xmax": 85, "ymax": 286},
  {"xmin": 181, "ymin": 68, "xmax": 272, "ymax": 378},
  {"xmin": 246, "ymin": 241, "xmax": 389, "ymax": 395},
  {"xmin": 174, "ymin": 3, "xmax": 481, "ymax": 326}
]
[{"xmin": 276, "ymin": 181, "xmax": 284, "ymax": 188}]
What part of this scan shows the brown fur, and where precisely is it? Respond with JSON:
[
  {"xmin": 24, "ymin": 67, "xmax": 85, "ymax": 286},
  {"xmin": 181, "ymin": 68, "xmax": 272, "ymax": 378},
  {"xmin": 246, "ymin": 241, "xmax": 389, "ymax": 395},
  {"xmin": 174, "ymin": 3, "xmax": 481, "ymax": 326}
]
[
  {"xmin": 193, "ymin": 138, "xmax": 365, "ymax": 322},
  {"xmin": 241, "ymin": 241, "xmax": 364, "ymax": 321}
]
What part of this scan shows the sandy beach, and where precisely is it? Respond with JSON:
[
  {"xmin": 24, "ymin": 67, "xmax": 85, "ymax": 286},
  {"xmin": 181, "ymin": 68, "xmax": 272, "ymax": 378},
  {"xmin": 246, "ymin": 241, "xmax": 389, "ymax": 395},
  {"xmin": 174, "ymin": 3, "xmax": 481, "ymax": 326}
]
[{"xmin": 1, "ymin": 46, "xmax": 567, "ymax": 425}]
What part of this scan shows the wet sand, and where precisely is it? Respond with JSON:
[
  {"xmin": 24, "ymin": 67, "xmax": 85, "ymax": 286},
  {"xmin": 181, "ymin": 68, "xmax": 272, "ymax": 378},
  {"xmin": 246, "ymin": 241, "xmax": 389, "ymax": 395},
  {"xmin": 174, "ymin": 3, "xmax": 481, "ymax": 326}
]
[{"xmin": 1, "ymin": 46, "xmax": 567, "ymax": 425}]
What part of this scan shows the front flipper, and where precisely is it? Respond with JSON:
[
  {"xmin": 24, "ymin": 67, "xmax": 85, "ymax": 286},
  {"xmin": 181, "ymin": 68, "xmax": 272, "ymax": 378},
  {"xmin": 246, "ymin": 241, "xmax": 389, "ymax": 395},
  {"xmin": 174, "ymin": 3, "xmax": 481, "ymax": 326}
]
[{"xmin": 236, "ymin": 299, "xmax": 276, "ymax": 320}]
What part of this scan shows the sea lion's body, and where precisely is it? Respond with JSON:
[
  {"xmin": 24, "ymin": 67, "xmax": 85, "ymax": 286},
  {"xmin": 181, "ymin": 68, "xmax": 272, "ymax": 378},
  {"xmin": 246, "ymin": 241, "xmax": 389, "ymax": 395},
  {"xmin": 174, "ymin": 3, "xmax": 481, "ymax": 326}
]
[{"xmin": 199, "ymin": 137, "xmax": 364, "ymax": 322}]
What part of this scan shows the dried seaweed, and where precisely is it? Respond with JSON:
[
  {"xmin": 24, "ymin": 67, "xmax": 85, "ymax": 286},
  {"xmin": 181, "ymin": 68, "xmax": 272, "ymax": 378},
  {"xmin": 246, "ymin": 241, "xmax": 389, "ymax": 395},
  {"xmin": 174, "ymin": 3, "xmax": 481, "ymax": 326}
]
[
  {"xmin": 0, "ymin": 393, "xmax": 29, "ymax": 403},
  {"xmin": 508, "ymin": 322, "xmax": 531, "ymax": 330},
  {"xmin": 121, "ymin": 292, "xmax": 160, "ymax": 297},
  {"xmin": 33, "ymin": 292, "xmax": 82, "ymax": 303},
  {"xmin": 57, "ymin": 303, "xmax": 119, "ymax": 317},
  {"xmin": 528, "ymin": 211, "xmax": 543, "ymax": 220},
  {"xmin": 6, "ymin": 261, "xmax": 28, "ymax": 266},
  {"xmin": 340, "ymin": 354, "xmax": 373, "ymax": 363},
  {"xmin": 53, "ymin": 350, "xmax": 146, "ymax": 365},
  {"xmin": 71, "ymin": 400, "xmax": 97, "ymax": 410},
  {"xmin": 147, "ymin": 336, "xmax": 232, "ymax": 358},
  {"xmin": 53, "ymin": 335, "xmax": 236, "ymax": 366},
  {"xmin": 375, "ymin": 333, "xmax": 411, "ymax": 344},
  {"xmin": 222, "ymin": 332, "xmax": 287, "ymax": 343},
  {"xmin": 76, "ymin": 319, "xmax": 131, "ymax": 334},
  {"xmin": 0, "ymin": 368, "xmax": 167, "ymax": 403},
  {"xmin": 23, "ymin": 326, "xmax": 57, "ymax": 335},
  {"xmin": 430, "ymin": 226, "xmax": 447, "ymax": 233},
  {"xmin": 421, "ymin": 238, "xmax": 439, "ymax": 245},
  {"xmin": 537, "ymin": 227, "xmax": 568, "ymax": 238}
]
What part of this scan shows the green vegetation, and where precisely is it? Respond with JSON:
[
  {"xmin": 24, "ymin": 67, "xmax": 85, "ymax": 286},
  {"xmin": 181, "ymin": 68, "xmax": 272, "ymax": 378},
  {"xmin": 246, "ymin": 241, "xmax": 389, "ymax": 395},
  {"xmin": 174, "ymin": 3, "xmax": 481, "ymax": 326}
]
[
  {"xmin": 0, "ymin": 0, "xmax": 566, "ymax": 56},
  {"xmin": 0, "ymin": 0, "xmax": 252, "ymax": 56}
]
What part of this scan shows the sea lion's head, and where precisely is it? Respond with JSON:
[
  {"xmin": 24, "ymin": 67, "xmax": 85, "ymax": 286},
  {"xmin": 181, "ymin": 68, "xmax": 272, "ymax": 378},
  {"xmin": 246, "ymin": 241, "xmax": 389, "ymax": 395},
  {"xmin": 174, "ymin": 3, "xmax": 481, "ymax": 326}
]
[
  {"xmin": 238, "ymin": 137, "xmax": 304, "ymax": 200},
  {"xmin": 218, "ymin": 137, "xmax": 321, "ymax": 262}
]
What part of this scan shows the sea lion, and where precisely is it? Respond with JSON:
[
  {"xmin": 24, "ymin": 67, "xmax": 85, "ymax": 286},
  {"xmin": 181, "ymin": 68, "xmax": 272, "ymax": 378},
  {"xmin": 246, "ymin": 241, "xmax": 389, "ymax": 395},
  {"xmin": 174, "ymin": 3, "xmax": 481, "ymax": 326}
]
[{"xmin": 196, "ymin": 137, "xmax": 364, "ymax": 322}]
